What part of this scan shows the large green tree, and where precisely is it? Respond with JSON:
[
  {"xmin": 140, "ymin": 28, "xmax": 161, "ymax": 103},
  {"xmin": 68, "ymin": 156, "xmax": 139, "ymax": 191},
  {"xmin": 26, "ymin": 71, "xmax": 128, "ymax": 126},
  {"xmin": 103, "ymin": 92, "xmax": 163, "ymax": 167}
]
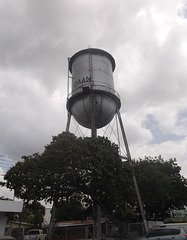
[
  {"xmin": 134, "ymin": 156, "xmax": 187, "ymax": 220},
  {"xmin": 2, "ymin": 132, "xmax": 136, "ymax": 239},
  {"xmin": 2, "ymin": 132, "xmax": 187, "ymax": 239}
]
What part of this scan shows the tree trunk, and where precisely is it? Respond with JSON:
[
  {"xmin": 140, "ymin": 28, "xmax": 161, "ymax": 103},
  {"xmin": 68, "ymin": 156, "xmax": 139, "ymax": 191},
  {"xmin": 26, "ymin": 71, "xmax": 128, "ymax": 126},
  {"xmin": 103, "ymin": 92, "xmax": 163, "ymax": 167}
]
[
  {"xmin": 92, "ymin": 197, "xmax": 128, "ymax": 240},
  {"xmin": 47, "ymin": 201, "xmax": 57, "ymax": 240}
]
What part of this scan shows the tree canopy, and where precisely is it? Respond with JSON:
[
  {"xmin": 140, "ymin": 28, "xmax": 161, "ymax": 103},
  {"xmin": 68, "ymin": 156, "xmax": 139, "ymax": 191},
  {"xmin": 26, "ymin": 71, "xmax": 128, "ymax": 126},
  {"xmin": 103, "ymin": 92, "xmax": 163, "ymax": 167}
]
[
  {"xmin": 2, "ymin": 132, "xmax": 187, "ymax": 238},
  {"xmin": 2, "ymin": 132, "xmax": 136, "ymax": 237},
  {"xmin": 134, "ymin": 156, "xmax": 187, "ymax": 220},
  {"xmin": 8, "ymin": 201, "xmax": 45, "ymax": 228}
]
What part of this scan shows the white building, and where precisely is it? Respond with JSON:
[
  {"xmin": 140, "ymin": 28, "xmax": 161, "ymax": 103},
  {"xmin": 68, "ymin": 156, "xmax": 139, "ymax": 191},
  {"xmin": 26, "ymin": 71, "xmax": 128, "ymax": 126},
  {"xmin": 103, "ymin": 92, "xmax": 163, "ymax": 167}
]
[{"xmin": 0, "ymin": 199, "xmax": 23, "ymax": 235}]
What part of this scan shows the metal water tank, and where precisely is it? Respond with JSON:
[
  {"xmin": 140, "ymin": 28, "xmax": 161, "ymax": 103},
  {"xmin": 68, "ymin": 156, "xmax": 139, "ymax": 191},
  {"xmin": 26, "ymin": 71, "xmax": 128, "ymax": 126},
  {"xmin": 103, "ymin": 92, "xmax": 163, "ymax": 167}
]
[{"xmin": 67, "ymin": 48, "xmax": 121, "ymax": 129}]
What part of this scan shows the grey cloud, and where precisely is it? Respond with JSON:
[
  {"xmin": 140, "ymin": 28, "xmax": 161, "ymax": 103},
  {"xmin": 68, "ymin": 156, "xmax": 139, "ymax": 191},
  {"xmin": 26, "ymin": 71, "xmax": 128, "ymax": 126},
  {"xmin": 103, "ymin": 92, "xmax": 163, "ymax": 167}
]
[
  {"xmin": 178, "ymin": 1, "xmax": 187, "ymax": 18},
  {"xmin": 0, "ymin": 0, "xmax": 187, "ymax": 176}
]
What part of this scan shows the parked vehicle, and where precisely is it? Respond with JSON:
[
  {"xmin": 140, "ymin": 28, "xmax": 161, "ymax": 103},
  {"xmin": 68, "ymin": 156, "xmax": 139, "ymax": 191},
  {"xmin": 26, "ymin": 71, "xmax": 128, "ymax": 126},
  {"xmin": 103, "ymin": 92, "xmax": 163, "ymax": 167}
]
[
  {"xmin": 23, "ymin": 229, "xmax": 46, "ymax": 240},
  {"xmin": 137, "ymin": 226, "xmax": 187, "ymax": 240},
  {"xmin": 159, "ymin": 224, "xmax": 187, "ymax": 231}
]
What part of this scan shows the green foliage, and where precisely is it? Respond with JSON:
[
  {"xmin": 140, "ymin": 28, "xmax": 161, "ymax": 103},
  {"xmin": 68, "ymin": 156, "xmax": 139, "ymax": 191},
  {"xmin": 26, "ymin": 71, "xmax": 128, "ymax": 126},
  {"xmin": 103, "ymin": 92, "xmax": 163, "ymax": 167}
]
[
  {"xmin": 164, "ymin": 217, "xmax": 187, "ymax": 223},
  {"xmin": 8, "ymin": 201, "xmax": 45, "ymax": 227},
  {"xmin": 2, "ymin": 132, "xmax": 136, "ymax": 225},
  {"xmin": 26, "ymin": 201, "xmax": 45, "ymax": 227},
  {"xmin": 2, "ymin": 131, "xmax": 187, "ymax": 229},
  {"xmin": 3, "ymin": 132, "xmax": 80, "ymax": 204},
  {"xmin": 134, "ymin": 155, "xmax": 187, "ymax": 220},
  {"xmin": 72, "ymin": 136, "xmax": 136, "ymax": 222},
  {"xmin": 55, "ymin": 195, "xmax": 87, "ymax": 221},
  {"xmin": 36, "ymin": 132, "xmax": 79, "ymax": 203},
  {"xmin": 4, "ymin": 153, "xmax": 42, "ymax": 202}
]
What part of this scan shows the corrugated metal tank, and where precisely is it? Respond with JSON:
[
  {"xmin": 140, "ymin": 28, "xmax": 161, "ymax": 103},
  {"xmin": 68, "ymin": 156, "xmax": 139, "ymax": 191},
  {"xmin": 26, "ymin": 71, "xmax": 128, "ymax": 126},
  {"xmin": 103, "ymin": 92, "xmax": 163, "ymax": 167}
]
[{"xmin": 67, "ymin": 48, "xmax": 121, "ymax": 129}]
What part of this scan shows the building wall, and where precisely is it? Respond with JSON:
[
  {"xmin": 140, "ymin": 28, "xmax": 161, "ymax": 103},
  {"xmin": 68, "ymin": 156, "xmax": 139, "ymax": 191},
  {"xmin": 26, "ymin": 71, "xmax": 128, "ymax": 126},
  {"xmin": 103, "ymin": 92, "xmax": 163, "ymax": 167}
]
[
  {"xmin": 43, "ymin": 207, "xmax": 51, "ymax": 225},
  {"xmin": 0, "ymin": 200, "xmax": 23, "ymax": 212},
  {"xmin": 0, "ymin": 212, "xmax": 7, "ymax": 235}
]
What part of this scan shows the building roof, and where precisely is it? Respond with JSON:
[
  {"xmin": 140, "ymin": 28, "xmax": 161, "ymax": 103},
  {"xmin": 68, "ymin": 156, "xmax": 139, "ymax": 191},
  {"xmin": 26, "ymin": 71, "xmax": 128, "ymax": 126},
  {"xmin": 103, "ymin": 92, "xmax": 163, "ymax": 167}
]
[
  {"xmin": 55, "ymin": 219, "xmax": 108, "ymax": 228},
  {"xmin": 0, "ymin": 199, "xmax": 23, "ymax": 212}
]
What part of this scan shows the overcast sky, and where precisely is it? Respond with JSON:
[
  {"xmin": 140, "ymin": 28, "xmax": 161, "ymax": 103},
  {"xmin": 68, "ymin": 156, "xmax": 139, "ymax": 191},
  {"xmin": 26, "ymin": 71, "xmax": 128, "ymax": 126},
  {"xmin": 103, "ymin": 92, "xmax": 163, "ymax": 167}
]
[{"xmin": 0, "ymin": 0, "xmax": 187, "ymax": 186}]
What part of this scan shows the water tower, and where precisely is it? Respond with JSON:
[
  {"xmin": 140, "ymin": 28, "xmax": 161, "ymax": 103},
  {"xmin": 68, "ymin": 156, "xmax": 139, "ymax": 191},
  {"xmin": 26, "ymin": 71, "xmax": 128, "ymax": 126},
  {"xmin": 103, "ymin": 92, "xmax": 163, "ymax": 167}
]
[
  {"xmin": 66, "ymin": 48, "xmax": 121, "ymax": 136},
  {"xmin": 66, "ymin": 48, "xmax": 148, "ymax": 240}
]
